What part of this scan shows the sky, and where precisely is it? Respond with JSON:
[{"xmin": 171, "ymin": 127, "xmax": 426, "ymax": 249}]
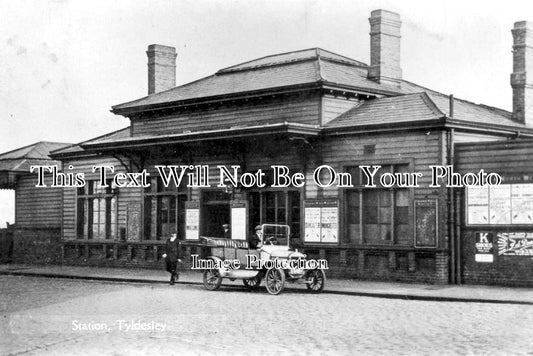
[{"xmin": 1, "ymin": 0, "xmax": 533, "ymax": 224}]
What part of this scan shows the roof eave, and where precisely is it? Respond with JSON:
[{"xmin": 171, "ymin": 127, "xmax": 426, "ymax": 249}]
[
  {"xmin": 80, "ymin": 123, "xmax": 321, "ymax": 151},
  {"xmin": 324, "ymin": 117, "xmax": 533, "ymax": 138},
  {"xmin": 111, "ymin": 82, "xmax": 324, "ymax": 116},
  {"xmin": 444, "ymin": 118, "xmax": 533, "ymax": 137}
]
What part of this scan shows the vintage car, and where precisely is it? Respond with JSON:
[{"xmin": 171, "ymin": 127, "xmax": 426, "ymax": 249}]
[{"xmin": 199, "ymin": 224, "xmax": 326, "ymax": 295}]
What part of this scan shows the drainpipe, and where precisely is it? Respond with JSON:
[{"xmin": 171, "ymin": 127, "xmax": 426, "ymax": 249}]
[
  {"xmin": 447, "ymin": 94, "xmax": 457, "ymax": 284},
  {"xmin": 454, "ymin": 186, "xmax": 462, "ymax": 285},
  {"xmin": 448, "ymin": 127, "xmax": 456, "ymax": 284}
]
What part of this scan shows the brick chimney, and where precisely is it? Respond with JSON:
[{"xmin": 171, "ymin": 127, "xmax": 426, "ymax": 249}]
[
  {"xmin": 367, "ymin": 10, "xmax": 402, "ymax": 86},
  {"xmin": 511, "ymin": 21, "xmax": 533, "ymax": 125},
  {"xmin": 147, "ymin": 44, "xmax": 177, "ymax": 95}
]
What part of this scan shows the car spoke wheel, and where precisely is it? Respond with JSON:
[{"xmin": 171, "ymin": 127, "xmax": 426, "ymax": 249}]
[
  {"xmin": 265, "ymin": 268, "xmax": 285, "ymax": 295},
  {"xmin": 243, "ymin": 275, "xmax": 262, "ymax": 289},
  {"xmin": 203, "ymin": 268, "xmax": 222, "ymax": 291},
  {"xmin": 306, "ymin": 269, "xmax": 326, "ymax": 293}
]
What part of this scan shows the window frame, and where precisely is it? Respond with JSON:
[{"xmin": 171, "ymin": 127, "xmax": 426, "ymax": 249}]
[
  {"xmin": 143, "ymin": 176, "xmax": 188, "ymax": 241},
  {"xmin": 76, "ymin": 179, "xmax": 118, "ymax": 240},
  {"xmin": 247, "ymin": 187, "xmax": 302, "ymax": 240},
  {"xmin": 342, "ymin": 159, "xmax": 414, "ymax": 246}
]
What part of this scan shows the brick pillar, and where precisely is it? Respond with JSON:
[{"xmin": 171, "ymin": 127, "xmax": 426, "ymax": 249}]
[
  {"xmin": 408, "ymin": 251, "xmax": 416, "ymax": 272},
  {"xmin": 319, "ymin": 249, "xmax": 326, "ymax": 261},
  {"xmin": 358, "ymin": 250, "xmax": 365, "ymax": 271},
  {"xmin": 388, "ymin": 251, "xmax": 397, "ymax": 270},
  {"xmin": 511, "ymin": 21, "xmax": 533, "ymax": 124},
  {"xmin": 435, "ymin": 252, "xmax": 450, "ymax": 284},
  {"xmin": 340, "ymin": 250, "xmax": 348, "ymax": 266}
]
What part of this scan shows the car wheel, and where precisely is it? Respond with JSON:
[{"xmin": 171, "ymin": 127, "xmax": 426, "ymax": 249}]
[
  {"xmin": 243, "ymin": 275, "xmax": 262, "ymax": 289},
  {"xmin": 203, "ymin": 268, "xmax": 222, "ymax": 291},
  {"xmin": 265, "ymin": 268, "xmax": 285, "ymax": 295},
  {"xmin": 306, "ymin": 269, "xmax": 326, "ymax": 293}
]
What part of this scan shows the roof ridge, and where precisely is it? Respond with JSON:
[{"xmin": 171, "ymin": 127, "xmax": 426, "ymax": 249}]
[
  {"xmin": 316, "ymin": 48, "xmax": 368, "ymax": 67},
  {"xmin": 0, "ymin": 142, "xmax": 40, "ymax": 158},
  {"xmin": 315, "ymin": 48, "xmax": 324, "ymax": 82},
  {"xmin": 418, "ymin": 92, "xmax": 445, "ymax": 118},
  {"xmin": 217, "ymin": 47, "xmax": 320, "ymax": 73},
  {"xmin": 216, "ymin": 47, "xmax": 367, "ymax": 74}
]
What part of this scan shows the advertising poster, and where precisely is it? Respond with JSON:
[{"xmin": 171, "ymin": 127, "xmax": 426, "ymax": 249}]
[
  {"xmin": 474, "ymin": 232, "xmax": 494, "ymax": 262},
  {"xmin": 230, "ymin": 200, "xmax": 247, "ymax": 240},
  {"xmin": 466, "ymin": 186, "xmax": 489, "ymax": 225},
  {"xmin": 304, "ymin": 200, "xmax": 338, "ymax": 243},
  {"xmin": 497, "ymin": 232, "xmax": 533, "ymax": 256},
  {"xmin": 304, "ymin": 207, "xmax": 322, "ymax": 242},
  {"xmin": 488, "ymin": 185, "xmax": 511, "ymax": 225},
  {"xmin": 321, "ymin": 207, "xmax": 338, "ymax": 243},
  {"xmin": 185, "ymin": 202, "xmax": 200, "ymax": 240},
  {"xmin": 510, "ymin": 184, "xmax": 533, "ymax": 224}
]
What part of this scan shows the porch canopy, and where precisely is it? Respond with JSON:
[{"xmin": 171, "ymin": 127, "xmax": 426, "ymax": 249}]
[{"xmin": 71, "ymin": 122, "xmax": 321, "ymax": 172}]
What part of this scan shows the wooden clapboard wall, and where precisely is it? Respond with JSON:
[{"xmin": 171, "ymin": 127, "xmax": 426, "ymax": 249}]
[
  {"xmin": 131, "ymin": 91, "xmax": 321, "ymax": 137},
  {"xmin": 61, "ymin": 157, "xmax": 143, "ymax": 240},
  {"xmin": 319, "ymin": 129, "xmax": 447, "ymax": 247},
  {"xmin": 15, "ymin": 174, "xmax": 63, "ymax": 228}
]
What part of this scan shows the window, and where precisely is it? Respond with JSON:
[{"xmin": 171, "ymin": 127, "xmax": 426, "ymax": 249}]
[
  {"xmin": 344, "ymin": 164, "xmax": 410, "ymax": 244},
  {"xmin": 77, "ymin": 180, "xmax": 117, "ymax": 239},
  {"xmin": 248, "ymin": 190, "xmax": 300, "ymax": 239},
  {"xmin": 143, "ymin": 176, "xmax": 187, "ymax": 240}
]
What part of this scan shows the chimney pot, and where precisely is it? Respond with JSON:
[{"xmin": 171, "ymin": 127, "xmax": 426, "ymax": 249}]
[
  {"xmin": 147, "ymin": 44, "xmax": 177, "ymax": 95},
  {"xmin": 367, "ymin": 9, "xmax": 402, "ymax": 87}
]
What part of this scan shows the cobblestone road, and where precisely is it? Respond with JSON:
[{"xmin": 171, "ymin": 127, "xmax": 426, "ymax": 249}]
[{"xmin": 1, "ymin": 276, "xmax": 532, "ymax": 355}]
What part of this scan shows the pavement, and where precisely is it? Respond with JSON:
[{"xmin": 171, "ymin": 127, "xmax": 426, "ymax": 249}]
[{"xmin": 1, "ymin": 263, "xmax": 532, "ymax": 305}]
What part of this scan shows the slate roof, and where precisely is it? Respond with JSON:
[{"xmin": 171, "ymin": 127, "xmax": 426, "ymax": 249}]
[
  {"xmin": 110, "ymin": 46, "xmax": 526, "ymax": 131},
  {"xmin": 51, "ymin": 127, "xmax": 131, "ymax": 157},
  {"xmin": 61, "ymin": 46, "xmax": 530, "ymax": 155},
  {"xmin": 326, "ymin": 93, "xmax": 443, "ymax": 127},
  {"xmin": 326, "ymin": 89, "xmax": 524, "ymax": 129},
  {"xmin": 112, "ymin": 48, "xmax": 400, "ymax": 113},
  {"xmin": 0, "ymin": 141, "xmax": 71, "ymax": 173}
]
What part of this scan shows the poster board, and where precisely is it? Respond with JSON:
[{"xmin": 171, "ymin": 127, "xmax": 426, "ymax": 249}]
[
  {"xmin": 185, "ymin": 201, "xmax": 200, "ymax": 240},
  {"xmin": 414, "ymin": 200, "xmax": 438, "ymax": 248},
  {"xmin": 466, "ymin": 186, "xmax": 489, "ymax": 225},
  {"xmin": 511, "ymin": 184, "xmax": 533, "ymax": 224},
  {"xmin": 304, "ymin": 200, "xmax": 338, "ymax": 244},
  {"xmin": 474, "ymin": 232, "xmax": 494, "ymax": 262},
  {"xmin": 230, "ymin": 200, "xmax": 247, "ymax": 240},
  {"xmin": 466, "ymin": 183, "xmax": 533, "ymax": 225},
  {"xmin": 489, "ymin": 185, "xmax": 511, "ymax": 225},
  {"xmin": 126, "ymin": 203, "xmax": 141, "ymax": 241},
  {"xmin": 497, "ymin": 232, "xmax": 533, "ymax": 256}
]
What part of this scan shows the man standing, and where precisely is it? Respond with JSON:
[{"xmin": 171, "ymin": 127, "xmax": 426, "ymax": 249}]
[
  {"xmin": 249, "ymin": 225, "xmax": 263, "ymax": 249},
  {"xmin": 222, "ymin": 224, "xmax": 230, "ymax": 239},
  {"xmin": 162, "ymin": 233, "xmax": 181, "ymax": 285}
]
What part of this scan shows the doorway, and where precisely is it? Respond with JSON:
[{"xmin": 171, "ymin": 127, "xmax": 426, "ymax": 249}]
[{"xmin": 201, "ymin": 190, "xmax": 231, "ymax": 237}]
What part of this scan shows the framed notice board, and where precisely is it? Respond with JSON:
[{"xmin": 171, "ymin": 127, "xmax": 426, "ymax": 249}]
[
  {"xmin": 126, "ymin": 203, "xmax": 141, "ymax": 241},
  {"xmin": 414, "ymin": 200, "xmax": 438, "ymax": 248},
  {"xmin": 185, "ymin": 201, "xmax": 200, "ymax": 240},
  {"xmin": 230, "ymin": 200, "xmax": 247, "ymax": 240},
  {"xmin": 303, "ymin": 199, "xmax": 339, "ymax": 244}
]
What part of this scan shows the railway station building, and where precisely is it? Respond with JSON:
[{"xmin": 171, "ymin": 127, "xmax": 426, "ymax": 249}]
[{"xmin": 1, "ymin": 10, "xmax": 532, "ymax": 286}]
